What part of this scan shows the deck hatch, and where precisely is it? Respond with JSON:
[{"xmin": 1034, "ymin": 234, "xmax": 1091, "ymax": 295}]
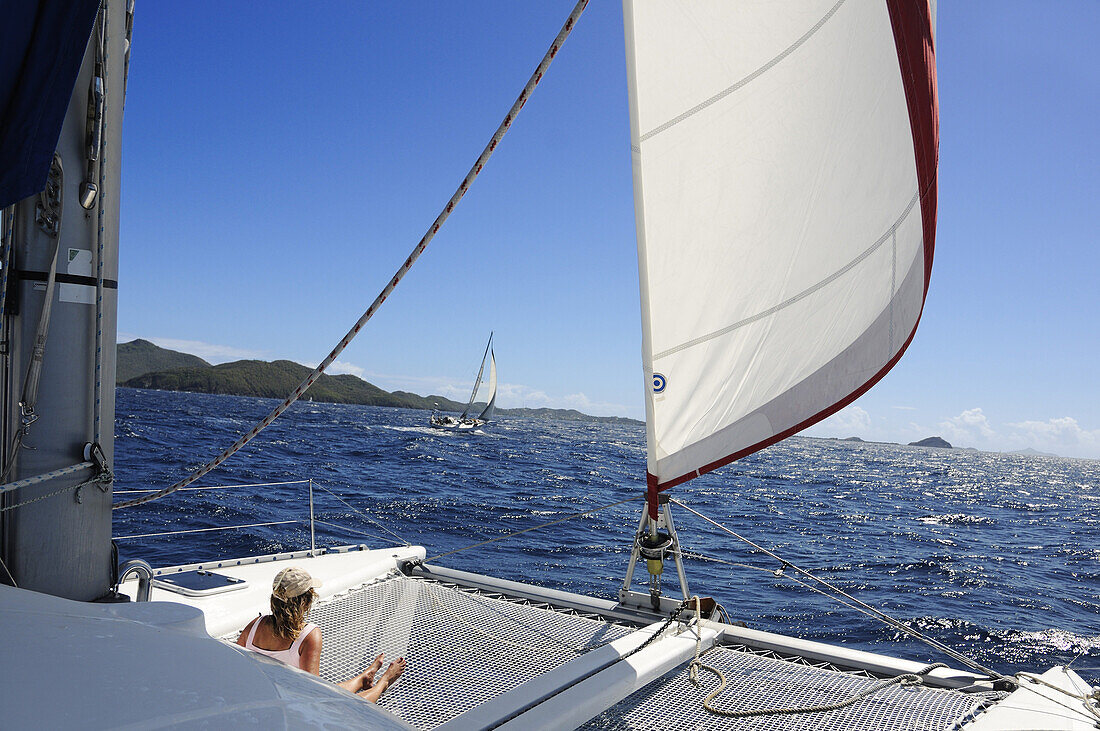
[{"xmin": 151, "ymin": 570, "xmax": 247, "ymax": 597}]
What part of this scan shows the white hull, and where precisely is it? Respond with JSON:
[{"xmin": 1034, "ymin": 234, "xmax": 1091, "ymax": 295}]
[{"xmin": 430, "ymin": 416, "xmax": 486, "ymax": 431}]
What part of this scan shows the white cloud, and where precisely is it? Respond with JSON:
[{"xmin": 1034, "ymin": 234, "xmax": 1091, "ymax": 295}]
[
  {"xmin": 939, "ymin": 407, "xmax": 996, "ymax": 443},
  {"xmin": 813, "ymin": 405, "xmax": 872, "ymax": 436},
  {"xmin": 558, "ymin": 392, "xmax": 632, "ymax": 417},
  {"xmin": 1005, "ymin": 416, "xmax": 1100, "ymax": 457},
  {"xmin": 937, "ymin": 408, "xmax": 1100, "ymax": 459},
  {"xmin": 117, "ymin": 334, "xmax": 267, "ymax": 363},
  {"xmin": 328, "ymin": 360, "xmax": 366, "ymax": 377}
]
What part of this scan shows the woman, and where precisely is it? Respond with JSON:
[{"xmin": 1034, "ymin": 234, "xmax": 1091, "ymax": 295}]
[{"xmin": 237, "ymin": 566, "xmax": 405, "ymax": 702}]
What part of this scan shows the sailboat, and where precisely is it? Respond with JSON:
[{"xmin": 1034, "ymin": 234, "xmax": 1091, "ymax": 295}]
[
  {"xmin": 1, "ymin": 2, "xmax": 1097, "ymax": 729},
  {"xmin": 430, "ymin": 333, "xmax": 497, "ymax": 431}
]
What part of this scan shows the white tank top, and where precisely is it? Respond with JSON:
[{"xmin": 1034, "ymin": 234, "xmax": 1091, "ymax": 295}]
[{"xmin": 244, "ymin": 617, "xmax": 317, "ymax": 670}]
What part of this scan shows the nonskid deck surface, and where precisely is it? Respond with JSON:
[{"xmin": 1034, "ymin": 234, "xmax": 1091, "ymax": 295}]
[
  {"xmin": 304, "ymin": 573, "xmax": 1006, "ymax": 730},
  {"xmin": 583, "ymin": 644, "xmax": 1006, "ymax": 731}
]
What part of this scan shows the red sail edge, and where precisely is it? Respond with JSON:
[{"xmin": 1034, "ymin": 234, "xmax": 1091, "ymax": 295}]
[
  {"xmin": 651, "ymin": 1, "xmax": 940, "ymax": 495},
  {"xmin": 886, "ymin": 0, "xmax": 939, "ymax": 298}
]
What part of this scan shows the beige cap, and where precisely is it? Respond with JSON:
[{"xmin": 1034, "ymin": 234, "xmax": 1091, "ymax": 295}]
[{"xmin": 272, "ymin": 566, "xmax": 320, "ymax": 600}]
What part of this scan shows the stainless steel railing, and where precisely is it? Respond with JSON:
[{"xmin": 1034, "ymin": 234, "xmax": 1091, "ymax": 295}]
[{"xmin": 113, "ymin": 478, "xmax": 407, "ymax": 554}]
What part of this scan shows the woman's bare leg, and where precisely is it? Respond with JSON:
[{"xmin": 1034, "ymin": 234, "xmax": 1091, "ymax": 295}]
[
  {"xmin": 357, "ymin": 657, "xmax": 405, "ymax": 703},
  {"xmin": 338, "ymin": 653, "xmax": 384, "ymax": 694}
]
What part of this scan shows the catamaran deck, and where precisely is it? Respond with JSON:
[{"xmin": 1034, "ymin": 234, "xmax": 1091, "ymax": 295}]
[{"xmin": 304, "ymin": 572, "xmax": 1005, "ymax": 730}]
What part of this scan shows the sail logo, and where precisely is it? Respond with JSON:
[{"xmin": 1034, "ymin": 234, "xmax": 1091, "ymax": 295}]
[{"xmin": 652, "ymin": 373, "xmax": 667, "ymax": 393}]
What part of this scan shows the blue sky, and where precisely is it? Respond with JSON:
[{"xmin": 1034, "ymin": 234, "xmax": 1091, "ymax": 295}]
[{"xmin": 117, "ymin": 2, "xmax": 1099, "ymax": 459}]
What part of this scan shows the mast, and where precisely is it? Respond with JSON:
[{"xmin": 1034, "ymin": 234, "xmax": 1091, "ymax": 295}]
[{"xmin": 0, "ymin": 0, "xmax": 129, "ymax": 600}]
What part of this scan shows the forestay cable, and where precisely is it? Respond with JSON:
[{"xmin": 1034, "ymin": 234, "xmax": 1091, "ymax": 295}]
[{"xmin": 115, "ymin": 0, "xmax": 591, "ymax": 510}]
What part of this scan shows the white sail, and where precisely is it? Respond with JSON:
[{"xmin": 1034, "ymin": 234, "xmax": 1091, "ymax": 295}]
[
  {"xmin": 624, "ymin": 0, "xmax": 939, "ymax": 488},
  {"xmin": 460, "ymin": 332, "xmax": 493, "ymax": 420},
  {"xmin": 477, "ymin": 348, "xmax": 497, "ymax": 422}
]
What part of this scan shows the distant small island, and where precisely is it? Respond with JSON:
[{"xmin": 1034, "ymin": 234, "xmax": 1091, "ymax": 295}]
[
  {"xmin": 116, "ymin": 340, "xmax": 640, "ymax": 425},
  {"xmin": 831, "ymin": 433, "xmax": 1061, "ymax": 458},
  {"xmin": 840, "ymin": 435, "xmax": 954, "ymax": 449},
  {"xmin": 908, "ymin": 436, "xmax": 952, "ymax": 449},
  {"xmin": 1009, "ymin": 447, "xmax": 1058, "ymax": 458}
]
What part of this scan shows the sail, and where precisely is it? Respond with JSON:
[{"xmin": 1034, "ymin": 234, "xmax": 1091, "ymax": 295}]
[
  {"xmin": 0, "ymin": 0, "xmax": 102, "ymax": 208},
  {"xmin": 459, "ymin": 332, "xmax": 493, "ymax": 419},
  {"xmin": 624, "ymin": 0, "xmax": 939, "ymax": 489},
  {"xmin": 477, "ymin": 348, "xmax": 497, "ymax": 422}
]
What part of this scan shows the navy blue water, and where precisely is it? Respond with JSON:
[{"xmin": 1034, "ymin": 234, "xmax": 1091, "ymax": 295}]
[{"xmin": 113, "ymin": 387, "xmax": 1099, "ymax": 684}]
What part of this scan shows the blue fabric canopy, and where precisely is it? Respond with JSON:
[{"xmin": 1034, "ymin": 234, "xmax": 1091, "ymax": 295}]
[{"xmin": 0, "ymin": 0, "xmax": 101, "ymax": 209}]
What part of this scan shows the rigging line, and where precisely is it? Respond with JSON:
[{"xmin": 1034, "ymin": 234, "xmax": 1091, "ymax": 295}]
[
  {"xmin": 692, "ymin": 659, "xmax": 948, "ymax": 719},
  {"xmin": 0, "ymin": 461, "xmax": 94, "ymax": 498},
  {"xmin": 425, "ymin": 495, "xmax": 641, "ymax": 563},
  {"xmin": 0, "ymin": 474, "xmax": 106, "ymax": 514},
  {"xmin": 3, "ymin": 154, "xmax": 65, "ymax": 482},
  {"xmin": 92, "ymin": 0, "xmax": 109, "ymax": 446},
  {"xmin": 113, "ymin": 520, "xmax": 297, "ymax": 540},
  {"xmin": 311, "ymin": 482, "xmax": 410, "ymax": 546},
  {"xmin": 1015, "ymin": 673, "xmax": 1100, "ymax": 721},
  {"xmin": 0, "ymin": 205, "xmax": 13, "ymax": 351},
  {"xmin": 681, "ymin": 548, "xmax": 926, "ymax": 636},
  {"xmin": 114, "ymin": 479, "xmax": 310, "ymax": 495},
  {"xmin": 0, "ymin": 552, "xmax": 16, "ymax": 587},
  {"xmin": 670, "ymin": 499, "xmax": 1009, "ymax": 682},
  {"xmin": 312, "ymin": 519, "xmax": 399, "ymax": 548},
  {"xmin": 113, "ymin": 0, "xmax": 591, "ymax": 511}
]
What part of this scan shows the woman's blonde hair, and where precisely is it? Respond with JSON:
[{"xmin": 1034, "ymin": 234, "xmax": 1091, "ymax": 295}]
[{"xmin": 270, "ymin": 588, "xmax": 316, "ymax": 640}]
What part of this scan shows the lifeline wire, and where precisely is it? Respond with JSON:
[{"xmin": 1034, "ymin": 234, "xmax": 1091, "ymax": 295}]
[
  {"xmin": 670, "ymin": 498, "xmax": 1009, "ymax": 682},
  {"xmin": 114, "ymin": 0, "xmax": 590, "ymax": 510},
  {"xmin": 425, "ymin": 495, "xmax": 640, "ymax": 563},
  {"xmin": 311, "ymin": 481, "xmax": 410, "ymax": 547}
]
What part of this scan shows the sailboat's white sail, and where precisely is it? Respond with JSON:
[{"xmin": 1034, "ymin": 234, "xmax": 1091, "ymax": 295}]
[
  {"xmin": 477, "ymin": 348, "xmax": 497, "ymax": 422},
  {"xmin": 460, "ymin": 333, "xmax": 494, "ymax": 420},
  {"xmin": 624, "ymin": 0, "xmax": 939, "ymax": 490}
]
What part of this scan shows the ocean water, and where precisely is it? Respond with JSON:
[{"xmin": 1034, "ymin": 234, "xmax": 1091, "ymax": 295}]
[{"xmin": 113, "ymin": 387, "xmax": 1100, "ymax": 684}]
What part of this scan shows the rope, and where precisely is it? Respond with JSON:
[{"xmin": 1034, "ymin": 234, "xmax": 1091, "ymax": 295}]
[
  {"xmin": 114, "ymin": 479, "xmax": 308, "ymax": 495},
  {"xmin": 92, "ymin": 0, "xmax": 109, "ymax": 447},
  {"xmin": 0, "ymin": 461, "xmax": 95, "ymax": 498},
  {"xmin": 0, "ymin": 473, "xmax": 108, "ymax": 514},
  {"xmin": 680, "ymin": 547, "xmax": 922, "ymax": 632},
  {"xmin": 683, "ymin": 544, "xmax": 1100, "ymax": 723},
  {"xmin": 0, "ymin": 551, "xmax": 16, "ymax": 587},
  {"xmin": 2, "ymin": 155, "xmax": 65, "ymax": 482},
  {"xmin": 425, "ymin": 495, "xmax": 640, "ymax": 563},
  {"xmin": 671, "ymin": 499, "xmax": 1011, "ymax": 682},
  {"xmin": 0, "ymin": 205, "xmax": 13, "ymax": 353},
  {"xmin": 690, "ymin": 659, "xmax": 947, "ymax": 718},
  {"xmin": 1015, "ymin": 672, "xmax": 1100, "ymax": 722},
  {"xmin": 113, "ymin": 0, "xmax": 591, "ymax": 510}
]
